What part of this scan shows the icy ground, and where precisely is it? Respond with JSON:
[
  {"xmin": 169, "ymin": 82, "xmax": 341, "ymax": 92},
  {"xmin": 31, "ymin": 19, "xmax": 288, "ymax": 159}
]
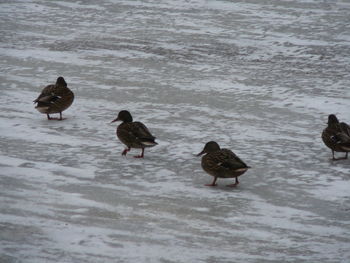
[{"xmin": 1, "ymin": 0, "xmax": 350, "ymax": 262}]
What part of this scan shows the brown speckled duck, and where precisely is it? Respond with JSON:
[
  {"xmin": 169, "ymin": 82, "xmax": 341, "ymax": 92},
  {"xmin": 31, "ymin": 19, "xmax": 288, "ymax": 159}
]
[
  {"xmin": 111, "ymin": 110, "xmax": 157, "ymax": 158},
  {"xmin": 197, "ymin": 141, "xmax": 250, "ymax": 187},
  {"xmin": 321, "ymin": 114, "xmax": 350, "ymax": 160},
  {"xmin": 34, "ymin": 76, "xmax": 74, "ymax": 120}
]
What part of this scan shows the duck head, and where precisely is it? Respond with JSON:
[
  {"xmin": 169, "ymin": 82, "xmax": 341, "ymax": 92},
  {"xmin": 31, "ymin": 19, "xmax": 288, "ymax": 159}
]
[
  {"xmin": 328, "ymin": 114, "xmax": 339, "ymax": 125},
  {"xmin": 56, "ymin": 76, "xmax": 67, "ymax": 87},
  {"xmin": 111, "ymin": 110, "xmax": 133, "ymax": 123},
  {"xmin": 196, "ymin": 141, "xmax": 221, "ymax": 156}
]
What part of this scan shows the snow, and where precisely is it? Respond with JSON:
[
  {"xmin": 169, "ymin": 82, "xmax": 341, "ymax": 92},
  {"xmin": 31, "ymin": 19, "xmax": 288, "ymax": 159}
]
[{"xmin": 1, "ymin": 0, "xmax": 350, "ymax": 262}]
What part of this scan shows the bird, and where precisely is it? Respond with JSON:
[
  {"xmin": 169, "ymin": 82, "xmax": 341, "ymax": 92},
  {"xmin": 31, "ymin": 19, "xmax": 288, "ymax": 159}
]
[
  {"xmin": 321, "ymin": 114, "xmax": 350, "ymax": 160},
  {"xmin": 111, "ymin": 110, "xmax": 158, "ymax": 158},
  {"xmin": 197, "ymin": 141, "xmax": 250, "ymax": 187},
  {"xmin": 33, "ymin": 76, "xmax": 74, "ymax": 120}
]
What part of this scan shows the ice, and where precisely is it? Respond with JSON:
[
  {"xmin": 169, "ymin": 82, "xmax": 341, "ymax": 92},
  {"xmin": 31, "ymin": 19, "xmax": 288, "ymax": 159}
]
[{"xmin": 1, "ymin": 0, "xmax": 350, "ymax": 262}]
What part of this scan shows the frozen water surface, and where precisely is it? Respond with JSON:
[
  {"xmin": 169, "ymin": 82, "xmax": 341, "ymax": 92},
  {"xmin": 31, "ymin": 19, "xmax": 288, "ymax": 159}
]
[{"xmin": 1, "ymin": 0, "xmax": 350, "ymax": 262}]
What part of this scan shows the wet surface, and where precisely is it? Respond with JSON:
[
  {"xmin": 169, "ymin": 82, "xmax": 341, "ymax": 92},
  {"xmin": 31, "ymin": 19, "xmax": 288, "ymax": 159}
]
[{"xmin": 1, "ymin": 0, "xmax": 350, "ymax": 262}]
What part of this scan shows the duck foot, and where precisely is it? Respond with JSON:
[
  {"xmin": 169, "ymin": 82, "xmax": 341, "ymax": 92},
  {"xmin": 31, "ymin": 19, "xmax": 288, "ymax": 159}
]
[
  {"xmin": 331, "ymin": 151, "xmax": 348, "ymax": 160},
  {"xmin": 226, "ymin": 178, "xmax": 239, "ymax": 187},
  {"xmin": 121, "ymin": 148, "xmax": 130, "ymax": 156},
  {"xmin": 205, "ymin": 177, "xmax": 217, "ymax": 187},
  {"xmin": 133, "ymin": 148, "xmax": 144, "ymax": 158},
  {"xmin": 332, "ymin": 157, "xmax": 347, "ymax": 161},
  {"xmin": 47, "ymin": 117, "xmax": 65, "ymax": 121},
  {"xmin": 47, "ymin": 113, "xmax": 64, "ymax": 120}
]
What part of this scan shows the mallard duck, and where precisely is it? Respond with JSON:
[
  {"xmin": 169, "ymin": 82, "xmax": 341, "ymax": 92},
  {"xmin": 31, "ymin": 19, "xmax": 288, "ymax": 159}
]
[
  {"xmin": 33, "ymin": 76, "xmax": 74, "ymax": 120},
  {"xmin": 111, "ymin": 110, "xmax": 157, "ymax": 158},
  {"xmin": 321, "ymin": 114, "xmax": 350, "ymax": 160},
  {"xmin": 197, "ymin": 141, "xmax": 250, "ymax": 187}
]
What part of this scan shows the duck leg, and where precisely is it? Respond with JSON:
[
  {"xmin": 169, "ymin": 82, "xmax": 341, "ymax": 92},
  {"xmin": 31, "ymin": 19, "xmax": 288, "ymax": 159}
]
[
  {"xmin": 205, "ymin": 177, "xmax": 217, "ymax": 187},
  {"xmin": 57, "ymin": 112, "xmax": 66, "ymax": 120},
  {"xmin": 331, "ymin": 150, "xmax": 337, "ymax": 160},
  {"xmin": 46, "ymin": 112, "xmax": 65, "ymax": 120},
  {"xmin": 122, "ymin": 147, "xmax": 130, "ymax": 156},
  {"xmin": 134, "ymin": 148, "xmax": 144, "ymax": 158},
  {"xmin": 332, "ymin": 151, "xmax": 348, "ymax": 161},
  {"xmin": 226, "ymin": 177, "xmax": 239, "ymax": 187}
]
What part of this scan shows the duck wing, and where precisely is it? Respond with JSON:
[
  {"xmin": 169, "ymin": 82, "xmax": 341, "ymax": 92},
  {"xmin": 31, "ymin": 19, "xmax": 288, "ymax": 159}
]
[
  {"xmin": 118, "ymin": 122, "xmax": 156, "ymax": 147},
  {"xmin": 131, "ymin": 122, "xmax": 157, "ymax": 144},
  {"xmin": 34, "ymin": 84, "xmax": 74, "ymax": 113},
  {"xmin": 34, "ymin": 84, "xmax": 73, "ymax": 104},
  {"xmin": 331, "ymin": 130, "xmax": 350, "ymax": 147},
  {"xmin": 325, "ymin": 121, "xmax": 350, "ymax": 145},
  {"xmin": 322, "ymin": 124, "xmax": 342, "ymax": 148},
  {"xmin": 33, "ymin": 84, "xmax": 59, "ymax": 105},
  {"xmin": 204, "ymin": 149, "xmax": 248, "ymax": 173},
  {"xmin": 220, "ymin": 149, "xmax": 249, "ymax": 169},
  {"xmin": 340, "ymin": 122, "xmax": 350, "ymax": 137}
]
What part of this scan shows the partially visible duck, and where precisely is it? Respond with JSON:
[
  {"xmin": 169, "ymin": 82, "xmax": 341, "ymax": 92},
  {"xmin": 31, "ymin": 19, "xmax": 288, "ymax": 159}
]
[
  {"xmin": 197, "ymin": 141, "xmax": 250, "ymax": 187},
  {"xmin": 322, "ymin": 114, "xmax": 350, "ymax": 160},
  {"xmin": 34, "ymin": 76, "xmax": 74, "ymax": 120},
  {"xmin": 111, "ymin": 110, "xmax": 157, "ymax": 158}
]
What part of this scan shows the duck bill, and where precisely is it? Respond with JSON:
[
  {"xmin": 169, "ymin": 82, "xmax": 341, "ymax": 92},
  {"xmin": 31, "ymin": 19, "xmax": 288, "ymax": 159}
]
[
  {"xmin": 196, "ymin": 150, "xmax": 205, "ymax": 157},
  {"xmin": 110, "ymin": 117, "xmax": 120, "ymax": 123}
]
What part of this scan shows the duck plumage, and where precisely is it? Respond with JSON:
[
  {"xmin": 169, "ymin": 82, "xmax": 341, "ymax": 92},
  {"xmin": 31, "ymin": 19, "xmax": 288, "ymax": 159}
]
[
  {"xmin": 197, "ymin": 141, "xmax": 250, "ymax": 187},
  {"xmin": 34, "ymin": 76, "xmax": 74, "ymax": 120},
  {"xmin": 321, "ymin": 114, "xmax": 350, "ymax": 160},
  {"xmin": 111, "ymin": 110, "xmax": 157, "ymax": 158}
]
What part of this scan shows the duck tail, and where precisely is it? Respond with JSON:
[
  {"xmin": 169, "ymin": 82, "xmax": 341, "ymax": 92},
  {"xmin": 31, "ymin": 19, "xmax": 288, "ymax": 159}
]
[{"xmin": 140, "ymin": 137, "xmax": 158, "ymax": 146}]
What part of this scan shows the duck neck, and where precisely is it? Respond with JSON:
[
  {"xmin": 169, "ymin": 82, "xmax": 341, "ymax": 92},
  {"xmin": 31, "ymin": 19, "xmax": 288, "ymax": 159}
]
[
  {"xmin": 328, "ymin": 121, "xmax": 339, "ymax": 130},
  {"xmin": 123, "ymin": 117, "xmax": 132, "ymax": 123}
]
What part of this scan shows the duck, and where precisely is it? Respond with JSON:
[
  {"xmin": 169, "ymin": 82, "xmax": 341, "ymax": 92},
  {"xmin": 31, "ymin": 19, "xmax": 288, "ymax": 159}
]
[
  {"xmin": 321, "ymin": 114, "xmax": 350, "ymax": 160},
  {"xmin": 33, "ymin": 76, "xmax": 74, "ymax": 120},
  {"xmin": 111, "ymin": 110, "xmax": 158, "ymax": 158},
  {"xmin": 197, "ymin": 141, "xmax": 250, "ymax": 187}
]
